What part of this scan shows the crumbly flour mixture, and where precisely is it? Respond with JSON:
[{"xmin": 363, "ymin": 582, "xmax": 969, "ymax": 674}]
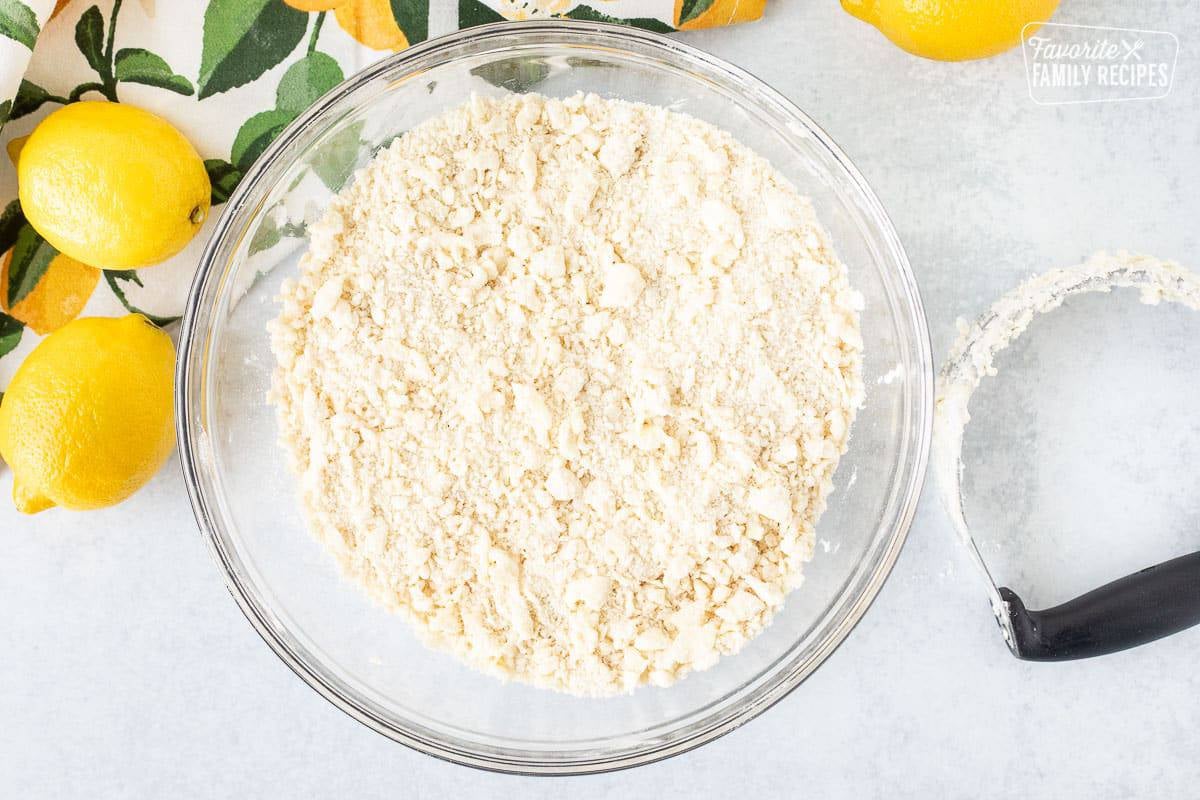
[{"xmin": 270, "ymin": 92, "xmax": 864, "ymax": 695}]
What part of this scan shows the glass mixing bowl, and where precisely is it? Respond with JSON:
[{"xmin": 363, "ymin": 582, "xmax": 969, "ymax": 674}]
[{"xmin": 177, "ymin": 21, "xmax": 932, "ymax": 774}]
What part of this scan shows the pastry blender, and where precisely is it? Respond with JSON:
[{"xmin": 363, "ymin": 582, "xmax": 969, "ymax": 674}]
[{"xmin": 933, "ymin": 253, "xmax": 1200, "ymax": 660}]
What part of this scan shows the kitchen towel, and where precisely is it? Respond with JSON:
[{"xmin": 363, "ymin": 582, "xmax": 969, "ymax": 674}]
[{"xmin": 0, "ymin": 0, "xmax": 764, "ymax": 383}]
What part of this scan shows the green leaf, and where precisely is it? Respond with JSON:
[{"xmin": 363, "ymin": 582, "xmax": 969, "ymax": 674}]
[
  {"xmin": 0, "ymin": 99, "xmax": 10, "ymax": 131},
  {"xmin": 471, "ymin": 57, "xmax": 549, "ymax": 93},
  {"xmin": 0, "ymin": 312, "xmax": 22, "ymax": 358},
  {"xmin": 389, "ymin": 0, "xmax": 428, "ymax": 45},
  {"xmin": 0, "ymin": 0, "xmax": 39, "ymax": 50},
  {"xmin": 6, "ymin": 224, "xmax": 57, "ymax": 308},
  {"xmin": 676, "ymin": 0, "xmax": 713, "ymax": 26},
  {"xmin": 103, "ymin": 271, "xmax": 180, "ymax": 328},
  {"xmin": 310, "ymin": 121, "xmax": 364, "ymax": 190},
  {"xmin": 114, "ymin": 48, "xmax": 194, "ymax": 95},
  {"xmin": 458, "ymin": 0, "xmax": 503, "ymax": 28},
  {"xmin": 276, "ymin": 51, "xmax": 342, "ymax": 115},
  {"xmin": 564, "ymin": 5, "xmax": 674, "ymax": 32},
  {"xmin": 11, "ymin": 79, "xmax": 52, "ymax": 120},
  {"xmin": 0, "ymin": 200, "xmax": 25, "ymax": 255},
  {"xmin": 75, "ymin": 5, "xmax": 107, "ymax": 77},
  {"xmin": 230, "ymin": 108, "xmax": 295, "ymax": 173},
  {"xmin": 205, "ymin": 158, "xmax": 242, "ymax": 205},
  {"xmin": 197, "ymin": 0, "xmax": 307, "ymax": 101}
]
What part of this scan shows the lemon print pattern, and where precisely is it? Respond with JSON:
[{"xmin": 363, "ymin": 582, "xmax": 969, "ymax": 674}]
[
  {"xmin": 283, "ymin": 0, "xmax": 344, "ymax": 9},
  {"xmin": 0, "ymin": 246, "xmax": 100, "ymax": 336},
  {"xmin": 0, "ymin": 315, "xmax": 176, "ymax": 513},
  {"xmin": 334, "ymin": 0, "xmax": 409, "ymax": 51},
  {"xmin": 282, "ymin": 0, "xmax": 408, "ymax": 49},
  {"xmin": 5, "ymin": 135, "xmax": 26, "ymax": 168},
  {"xmin": 842, "ymin": 0, "xmax": 1060, "ymax": 61},
  {"xmin": 675, "ymin": 0, "xmax": 763, "ymax": 30}
]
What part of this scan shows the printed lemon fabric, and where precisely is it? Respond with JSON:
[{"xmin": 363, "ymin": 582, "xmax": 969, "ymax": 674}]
[{"xmin": 0, "ymin": 0, "xmax": 764, "ymax": 386}]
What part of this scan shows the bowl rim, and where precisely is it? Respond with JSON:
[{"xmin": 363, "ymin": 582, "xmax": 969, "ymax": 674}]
[{"xmin": 177, "ymin": 19, "xmax": 934, "ymax": 776}]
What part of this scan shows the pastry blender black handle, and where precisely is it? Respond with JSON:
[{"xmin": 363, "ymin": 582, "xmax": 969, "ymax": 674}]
[{"xmin": 998, "ymin": 550, "xmax": 1200, "ymax": 661}]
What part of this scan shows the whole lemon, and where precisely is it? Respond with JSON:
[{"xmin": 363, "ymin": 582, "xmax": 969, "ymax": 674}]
[
  {"xmin": 0, "ymin": 315, "xmax": 176, "ymax": 513},
  {"xmin": 842, "ymin": 0, "xmax": 1060, "ymax": 61},
  {"xmin": 17, "ymin": 102, "xmax": 211, "ymax": 269}
]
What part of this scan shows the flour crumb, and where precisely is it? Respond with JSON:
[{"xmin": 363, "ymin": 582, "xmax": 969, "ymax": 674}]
[{"xmin": 270, "ymin": 93, "xmax": 863, "ymax": 696}]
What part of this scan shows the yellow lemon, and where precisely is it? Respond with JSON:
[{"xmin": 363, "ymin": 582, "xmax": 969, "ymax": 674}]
[
  {"xmin": 18, "ymin": 102, "xmax": 211, "ymax": 269},
  {"xmin": 0, "ymin": 247, "xmax": 100, "ymax": 335},
  {"xmin": 842, "ymin": 0, "xmax": 1059, "ymax": 61},
  {"xmin": 0, "ymin": 315, "xmax": 176, "ymax": 513},
  {"xmin": 334, "ymin": 0, "xmax": 408, "ymax": 51}
]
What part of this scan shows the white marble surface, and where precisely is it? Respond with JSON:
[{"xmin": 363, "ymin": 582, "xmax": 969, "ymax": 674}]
[{"xmin": 4, "ymin": 1, "xmax": 1200, "ymax": 796}]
